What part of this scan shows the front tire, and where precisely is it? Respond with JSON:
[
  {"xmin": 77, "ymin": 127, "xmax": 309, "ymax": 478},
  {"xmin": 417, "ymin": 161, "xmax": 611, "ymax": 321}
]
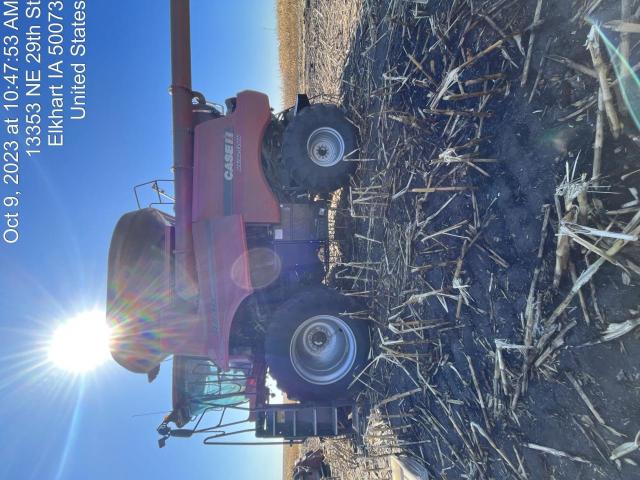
[
  {"xmin": 265, "ymin": 287, "xmax": 369, "ymax": 401},
  {"xmin": 281, "ymin": 104, "xmax": 358, "ymax": 193}
]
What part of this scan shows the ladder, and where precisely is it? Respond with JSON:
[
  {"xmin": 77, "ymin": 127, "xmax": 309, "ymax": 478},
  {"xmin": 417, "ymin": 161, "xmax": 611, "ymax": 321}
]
[{"xmin": 255, "ymin": 401, "xmax": 367, "ymax": 440}]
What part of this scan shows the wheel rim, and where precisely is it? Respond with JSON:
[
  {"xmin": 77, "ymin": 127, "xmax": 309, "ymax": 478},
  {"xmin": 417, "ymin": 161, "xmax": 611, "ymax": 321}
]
[
  {"xmin": 289, "ymin": 315, "xmax": 357, "ymax": 385},
  {"xmin": 306, "ymin": 127, "xmax": 345, "ymax": 167}
]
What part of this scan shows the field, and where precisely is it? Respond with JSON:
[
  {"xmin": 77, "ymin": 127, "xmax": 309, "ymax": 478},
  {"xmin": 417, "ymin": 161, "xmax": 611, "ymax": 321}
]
[
  {"xmin": 281, "ymin": 0, "xmax": 640, "ymax": 479},
  {"xmin": 282, "ymin": 443, "xmax": 301, "ymax": 480},
  {"xmin": 276, "ymin": 0, "xmax": 303, "ymax": 107}
]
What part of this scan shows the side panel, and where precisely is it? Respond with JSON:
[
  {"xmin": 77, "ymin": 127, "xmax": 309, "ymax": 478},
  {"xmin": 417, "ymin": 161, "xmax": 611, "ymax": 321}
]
[
  {"xmin": 193, "ymin": 215, "xmax": 254, "ymax": 369},
  {"xmin": 192, "ymin": 90, "xmax": 280, "ymax": 224}
]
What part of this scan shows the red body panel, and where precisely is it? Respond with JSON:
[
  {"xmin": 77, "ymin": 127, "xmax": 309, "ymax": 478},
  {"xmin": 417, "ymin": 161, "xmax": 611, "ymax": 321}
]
[
  {"xmin": 190, "ymin": 91, "xmax": 281, "ymax": 369},
  {"xmin": 193, "ymin": 91, "xmax": 280, "ymax": 224},
  {"xmin": 192, "ymin": 216, "xmax": 253, "ymax": 369}
]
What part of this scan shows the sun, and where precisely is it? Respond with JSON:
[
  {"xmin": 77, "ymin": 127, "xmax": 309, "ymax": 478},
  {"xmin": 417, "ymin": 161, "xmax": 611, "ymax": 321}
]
[{"xmin": 48, "ymin": 311, "xmax": 111, "ymax": 373}]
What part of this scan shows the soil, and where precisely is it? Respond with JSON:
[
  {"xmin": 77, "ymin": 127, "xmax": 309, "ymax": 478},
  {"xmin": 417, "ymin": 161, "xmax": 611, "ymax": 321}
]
[{"xmin": 302, "ymin": 0, "xmax": 640, "ymax": 478}]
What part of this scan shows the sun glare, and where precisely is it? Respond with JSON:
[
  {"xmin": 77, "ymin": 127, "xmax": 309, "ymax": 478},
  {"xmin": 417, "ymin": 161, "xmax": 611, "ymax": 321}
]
[{"xmin": 48, "ymin": 311, "xmax": 111, "ymax": 373}]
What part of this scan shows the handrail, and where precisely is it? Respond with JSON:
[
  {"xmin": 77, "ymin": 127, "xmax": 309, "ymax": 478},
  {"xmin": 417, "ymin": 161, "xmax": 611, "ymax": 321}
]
[{"xmin": 133, "ymin": 179, "xmax": 175, "ymax": 209}]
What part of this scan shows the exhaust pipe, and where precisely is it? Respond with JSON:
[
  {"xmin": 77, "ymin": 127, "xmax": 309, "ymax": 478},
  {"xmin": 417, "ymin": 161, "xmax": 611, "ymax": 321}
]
[{"xmin": 170, "ymin": 0, "xmax": 197, "ymax": 299}]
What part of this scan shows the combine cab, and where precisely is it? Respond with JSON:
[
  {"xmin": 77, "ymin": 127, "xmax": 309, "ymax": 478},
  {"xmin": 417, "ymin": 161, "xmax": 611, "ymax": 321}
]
[{"xmin": 106, "ymin": 0, "xmax": 370, "ymax": 447}]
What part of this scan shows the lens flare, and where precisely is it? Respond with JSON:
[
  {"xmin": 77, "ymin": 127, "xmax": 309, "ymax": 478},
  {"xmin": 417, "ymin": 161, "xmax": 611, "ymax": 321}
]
[
  {"xmin": 48, "ymin": 311, "xmax": 111, "ymax": 373},
  {"xmin": 589, "ymin": 21, "xmax": 640, "ymax": 131}
]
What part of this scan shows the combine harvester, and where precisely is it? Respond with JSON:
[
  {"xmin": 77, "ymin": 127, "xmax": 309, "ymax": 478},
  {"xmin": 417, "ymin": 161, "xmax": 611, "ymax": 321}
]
[{"xmin": 107, "ymin": 0, "xmax": 370, "ymax": 447}]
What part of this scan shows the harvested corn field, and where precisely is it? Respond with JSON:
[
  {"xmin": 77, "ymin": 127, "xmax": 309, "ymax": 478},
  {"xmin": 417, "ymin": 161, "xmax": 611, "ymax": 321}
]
[
  {"xmin": 300, "ymin": 0, "xmax": 363, "ymax": 99},
  {"xmin": 294, "ymin": 0, "xmax": 640, "ymax": 478}
]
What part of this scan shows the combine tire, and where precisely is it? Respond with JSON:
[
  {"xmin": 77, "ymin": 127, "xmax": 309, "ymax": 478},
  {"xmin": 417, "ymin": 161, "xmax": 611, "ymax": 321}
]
[
  {"xmin": 281, "ymin": 104, "xmax": 357, "ymax": 193},
  {"xmin": 265, "ymin": 287, "xmax": 369, "ymax": 401}
]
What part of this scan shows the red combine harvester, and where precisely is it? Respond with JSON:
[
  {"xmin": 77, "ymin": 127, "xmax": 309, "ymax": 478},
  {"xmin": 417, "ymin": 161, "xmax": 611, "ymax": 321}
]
[{"xmin": 107, "ymin": 0, "xmax": 370, "ymax": 447}]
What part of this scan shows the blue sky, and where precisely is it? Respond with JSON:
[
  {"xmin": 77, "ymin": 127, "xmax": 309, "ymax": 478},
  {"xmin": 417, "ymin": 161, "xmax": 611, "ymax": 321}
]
[{"xmin": 0, "ymin": 1, "xmax": 284, "ymax": 479}]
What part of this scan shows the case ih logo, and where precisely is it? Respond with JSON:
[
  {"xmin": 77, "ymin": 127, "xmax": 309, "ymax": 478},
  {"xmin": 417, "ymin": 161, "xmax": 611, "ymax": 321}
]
[{"xmin": 224, "ymin": 129, "xmax": 234, "ymax": 181}]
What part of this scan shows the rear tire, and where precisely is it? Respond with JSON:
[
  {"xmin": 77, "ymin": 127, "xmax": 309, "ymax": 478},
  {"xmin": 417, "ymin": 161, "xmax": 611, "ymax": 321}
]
[
  {"xmin": 265, "ymin": 287, "xmax": 369, "ymax": 401},
  {"xmin": 281, "ymin": 104, "xmax": 358, "ymax": 193}
]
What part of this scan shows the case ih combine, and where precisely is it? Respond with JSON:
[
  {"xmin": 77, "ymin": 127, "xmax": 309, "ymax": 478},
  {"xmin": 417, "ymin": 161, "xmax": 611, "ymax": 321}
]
[{"xmin": 107, "ymin": 0, "xmax": 370, "ymax": 447}]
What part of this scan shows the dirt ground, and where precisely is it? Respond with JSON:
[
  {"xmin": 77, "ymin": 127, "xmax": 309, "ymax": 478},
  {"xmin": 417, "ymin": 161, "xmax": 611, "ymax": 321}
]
[{"xmin": 297, "ymin": 0, "xmax": 640, "ymax": 479}]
